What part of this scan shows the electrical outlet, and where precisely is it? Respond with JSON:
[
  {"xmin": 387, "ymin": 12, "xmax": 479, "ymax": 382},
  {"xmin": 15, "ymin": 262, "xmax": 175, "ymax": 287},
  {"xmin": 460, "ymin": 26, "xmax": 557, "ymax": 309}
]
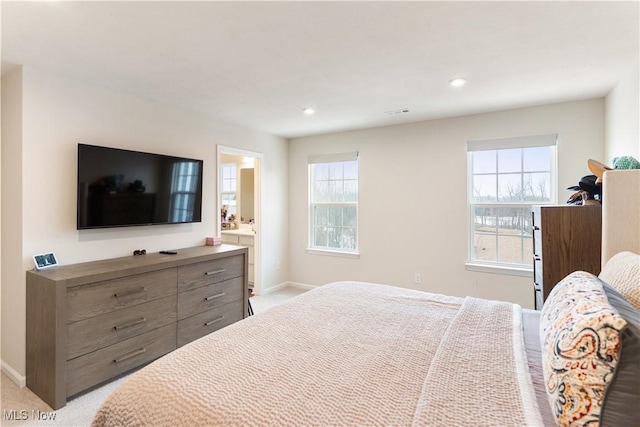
[{"xmin": 414, "ymin": 273, "xmax": 422, "ymax": 284}]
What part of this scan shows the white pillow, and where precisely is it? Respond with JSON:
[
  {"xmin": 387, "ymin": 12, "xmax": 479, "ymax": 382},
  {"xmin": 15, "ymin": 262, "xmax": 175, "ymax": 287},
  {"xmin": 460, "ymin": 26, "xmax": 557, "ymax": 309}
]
[{"xmin": 599, "ymin": 251, "xmax": 640, "ymax": 310}]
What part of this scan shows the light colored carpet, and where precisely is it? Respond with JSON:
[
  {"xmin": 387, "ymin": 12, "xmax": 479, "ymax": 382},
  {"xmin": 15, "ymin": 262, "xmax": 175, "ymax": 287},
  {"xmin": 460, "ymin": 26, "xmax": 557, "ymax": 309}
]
[
  {"xmin": 0, "ymin": 286, "xmax": 308, "ymax": 427},
  {"xmin": 1, "ymin": 374, "xmax": 129, "ymax": 427}
]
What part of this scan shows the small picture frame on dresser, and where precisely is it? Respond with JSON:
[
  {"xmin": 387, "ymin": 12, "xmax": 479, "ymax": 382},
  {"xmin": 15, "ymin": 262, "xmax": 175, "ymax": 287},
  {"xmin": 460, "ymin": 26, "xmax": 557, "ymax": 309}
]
[{"xmin": 33, "ymin": 252, "xmax": 58, "ymax": 270}]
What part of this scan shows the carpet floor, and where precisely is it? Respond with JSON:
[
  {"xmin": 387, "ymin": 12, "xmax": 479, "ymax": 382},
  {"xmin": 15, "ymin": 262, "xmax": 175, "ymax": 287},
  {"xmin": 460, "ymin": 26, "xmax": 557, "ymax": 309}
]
[{"xmin": 1, "ymin": 286, "xmax": 308, "ymax": 426}]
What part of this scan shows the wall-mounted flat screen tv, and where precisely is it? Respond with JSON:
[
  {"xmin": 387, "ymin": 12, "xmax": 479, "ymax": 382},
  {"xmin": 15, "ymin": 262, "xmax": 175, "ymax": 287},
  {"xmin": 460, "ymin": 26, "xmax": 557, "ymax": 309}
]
[{"xmin": 77, "ymin": 144, "xmax": 203, "ymax": 229}]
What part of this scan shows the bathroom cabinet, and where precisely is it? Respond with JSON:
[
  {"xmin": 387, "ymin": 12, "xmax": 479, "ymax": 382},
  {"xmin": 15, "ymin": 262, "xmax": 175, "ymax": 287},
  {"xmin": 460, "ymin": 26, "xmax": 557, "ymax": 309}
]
[{"xmin": 222, "ymin": 231, "xmax": 255, "ymax": 288}]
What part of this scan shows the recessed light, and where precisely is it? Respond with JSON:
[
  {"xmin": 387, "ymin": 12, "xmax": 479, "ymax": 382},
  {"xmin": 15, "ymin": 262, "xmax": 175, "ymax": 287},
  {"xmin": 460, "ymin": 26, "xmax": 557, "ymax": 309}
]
[
  {"xmin": 303, "ymin": 108, "xmax": 315, "ymax": 115},
  {"xmin": 449, "ymin": 77, "xmax": 466, "ymax": 87}
]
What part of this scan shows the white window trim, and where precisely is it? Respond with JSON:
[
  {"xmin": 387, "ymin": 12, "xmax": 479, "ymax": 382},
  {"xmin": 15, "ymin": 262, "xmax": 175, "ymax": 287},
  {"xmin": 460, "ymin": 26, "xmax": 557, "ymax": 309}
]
[
  {"xmin": 308, "ymin": 152, "xmax": 359, "ymax": 164},
  {"xmin": 464, "ymin": 262, "xmax": 532, "ymax": 277},
  {"xmin": 467, "ymin": 133, "xmax": 558, "ymax": 152},
  {"xmin": 307, "ymin": 152, "xmax": 360, "ymax": 257},
  {"xmin": 466, "ymin": 134, "xmax": 558, "ymax": 274},
  {"xmin": 306, "ymin": 248, "xmax": 361, "ymax": 258}
]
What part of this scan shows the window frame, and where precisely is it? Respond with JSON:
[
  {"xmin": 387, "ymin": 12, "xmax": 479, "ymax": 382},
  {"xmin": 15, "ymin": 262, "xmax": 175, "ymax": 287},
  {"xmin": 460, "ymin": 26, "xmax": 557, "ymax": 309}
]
[
  {"xmin": 221, "ymin": 163, "xmax": 238, "ymax": 219},
  {"xmin": 307, "ymin": 152, "xmax": 360, "ymax": 258},
  {"xmin": 466, "ymin": 134, "xmax": 557, "ymax": 274}
]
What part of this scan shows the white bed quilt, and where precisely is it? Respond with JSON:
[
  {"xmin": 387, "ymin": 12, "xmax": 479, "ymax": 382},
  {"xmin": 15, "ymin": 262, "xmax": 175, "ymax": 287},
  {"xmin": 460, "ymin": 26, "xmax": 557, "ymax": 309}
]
[{"xmin": 92, "ymin": 282, "xmax": 542, "ymax": 426}]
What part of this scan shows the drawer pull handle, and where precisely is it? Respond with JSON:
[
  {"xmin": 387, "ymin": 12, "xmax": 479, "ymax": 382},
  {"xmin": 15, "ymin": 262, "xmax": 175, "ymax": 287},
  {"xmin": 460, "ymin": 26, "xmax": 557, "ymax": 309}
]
[
  {"xmin": 205, "ymin": 269, "xmax": 225, "ymax": 276},
  {"xmin": 534, "ymin": 256, "xmax": 541, "ymax": 261},
  {"xmin": 113, "ymin": 347, "xmax": 146, "ymax": 364},
  {"xmin": 204, "ymin": 316, "xmax": 224, "ymax": 326},
  {"xmin": 533, "ymin": 226, "xmax": 540, "ymax": 231},
  {"xmin": 114, "ymin": 317, "xmax": 146, "ymax": 331},
  {"xmin": 205, "ymin": 292, "xmax": 225, "ymax": 301},
  {"xmin": 114, "ymin": 287, "xmax": 146, "ymax": 298}
]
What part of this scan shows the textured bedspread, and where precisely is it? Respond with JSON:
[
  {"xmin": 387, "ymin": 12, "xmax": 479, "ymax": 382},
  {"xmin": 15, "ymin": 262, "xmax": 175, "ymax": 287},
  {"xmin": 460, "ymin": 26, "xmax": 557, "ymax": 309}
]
[{"xmin": 92, "ymin": 282, "xmax": 542, "ymax": 426}]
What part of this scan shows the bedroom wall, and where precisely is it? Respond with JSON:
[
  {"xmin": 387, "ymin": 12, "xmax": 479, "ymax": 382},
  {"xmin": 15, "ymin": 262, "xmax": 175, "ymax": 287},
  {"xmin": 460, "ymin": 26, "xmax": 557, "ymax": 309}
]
[
  {"xmin": 605, "ymin": 64, "xmax": 640, "ymax": 162},
  {"xmin": 1, "ymin": 68, "xmax": 24, "ymax": 382},
  {"xmin": 288, "ymin": 99, "xmax": 605, "ymax": 308},
  {"xmin": 0, "ymin": 66, "xmax": 289, "ymax": 383}
]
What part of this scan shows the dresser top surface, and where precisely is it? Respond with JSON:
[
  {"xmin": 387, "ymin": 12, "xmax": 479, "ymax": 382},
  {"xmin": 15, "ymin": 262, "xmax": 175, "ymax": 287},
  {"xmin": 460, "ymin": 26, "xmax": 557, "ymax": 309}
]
[{"xmin": 27, "ymin": 245, "xmax": 247, "ymax": 287}]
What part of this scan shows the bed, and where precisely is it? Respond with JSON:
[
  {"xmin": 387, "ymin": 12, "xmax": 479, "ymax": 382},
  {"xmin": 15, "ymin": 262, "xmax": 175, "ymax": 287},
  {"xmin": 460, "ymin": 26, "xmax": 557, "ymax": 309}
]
[
  {"xmin": 93, "ymin": 282, "xmax": 544, "ymax": 426},
  {"xmin": 91, "ymin": 258, "xmax": 640, "ymax": 427},
  {"xmin": 93, "ymin": 171, "xmax": 640, "ymax": 427}
]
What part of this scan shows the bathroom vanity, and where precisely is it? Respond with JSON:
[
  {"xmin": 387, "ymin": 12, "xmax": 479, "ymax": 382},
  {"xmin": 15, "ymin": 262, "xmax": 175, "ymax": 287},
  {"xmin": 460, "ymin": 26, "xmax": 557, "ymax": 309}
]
[{"xmin": 221, "ymin": 228, "xmax": 255, "ymax": 290}]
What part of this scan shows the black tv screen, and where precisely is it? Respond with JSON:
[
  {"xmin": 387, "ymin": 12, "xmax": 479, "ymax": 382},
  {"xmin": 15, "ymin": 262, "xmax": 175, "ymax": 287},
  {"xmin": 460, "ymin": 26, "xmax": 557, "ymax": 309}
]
[{"xmin": 77, "ymin": 144, "xmax": 203, "ymax": 229}]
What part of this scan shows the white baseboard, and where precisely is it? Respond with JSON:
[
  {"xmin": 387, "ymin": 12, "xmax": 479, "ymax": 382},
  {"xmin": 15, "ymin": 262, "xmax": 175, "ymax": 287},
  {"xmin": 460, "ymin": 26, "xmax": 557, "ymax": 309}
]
[
  {"xmin": 286, "ymin": 281, "xmax": 318, "ymax": 291},
  {"xmin": 261, "ymin": 281, "xmax": 289, "ymax": 294},
  {"xmin": 261, "ymin": 281, "xmax": 317, "ymax": 294},
  {"xmin": 1, "ymin": 359, "xmax": 26, "ymax": 388}
]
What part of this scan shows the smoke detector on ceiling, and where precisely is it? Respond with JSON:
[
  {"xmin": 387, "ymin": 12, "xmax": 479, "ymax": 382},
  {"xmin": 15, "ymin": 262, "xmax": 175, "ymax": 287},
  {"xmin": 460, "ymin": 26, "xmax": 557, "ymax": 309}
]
[{"xmin": 385, "ymin": 108, "xmax": 410, "ymax": 116}]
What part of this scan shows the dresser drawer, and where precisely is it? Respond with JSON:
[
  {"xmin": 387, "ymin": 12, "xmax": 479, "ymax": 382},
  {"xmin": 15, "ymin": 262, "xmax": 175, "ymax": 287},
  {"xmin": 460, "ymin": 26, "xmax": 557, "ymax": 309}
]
[
  {"xmin": 67, "ymin": 295, "xmax": 177, "ymax": 360},
  {"xmin": 67, "ymin": 268, "xmax": 177, "ymax": 323},
  {"xmin": 534, "ymin": 260, "xmax": 543, "ymax": 290},
  {"xmin": 535, "ymin": 287, "xmax": 544, "ymax": 311},
  {"xmin": 66, "ymin": 323, "xmax": 176, "ymax": 397},
  {"xmin": 178, "ymin": 276, "xmax": 243, "ymax": 320},
  {"xmin": 177, "ymin": 300, "xmax": 244, "ymax": 347},
  {"xmin": 177, "ymin": 255, "xmax": 244, "ymax": 291}
]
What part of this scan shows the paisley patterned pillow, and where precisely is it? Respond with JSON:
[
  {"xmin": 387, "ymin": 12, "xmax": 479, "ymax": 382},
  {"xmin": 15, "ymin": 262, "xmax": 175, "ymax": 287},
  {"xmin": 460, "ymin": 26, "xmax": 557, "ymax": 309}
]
[{"xmin": 540, "ymin": 271, "xmax": 627, "ymax": 426}]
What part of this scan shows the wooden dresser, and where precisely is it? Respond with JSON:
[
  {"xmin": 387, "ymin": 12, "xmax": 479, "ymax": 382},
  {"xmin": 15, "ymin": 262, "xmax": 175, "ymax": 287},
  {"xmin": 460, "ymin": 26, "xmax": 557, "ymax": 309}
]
[
  {"xmin": 26, "ymin": 245, "xmax": 248, "ymax": 409},
  {"xmin": 531, "ymin": 205, "xmax": 602, "ymax": 309}
]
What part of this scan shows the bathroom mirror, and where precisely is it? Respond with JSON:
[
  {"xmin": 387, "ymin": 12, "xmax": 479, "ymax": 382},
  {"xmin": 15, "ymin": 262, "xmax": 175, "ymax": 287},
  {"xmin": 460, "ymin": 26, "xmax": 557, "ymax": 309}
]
[{"xmin": 220, "ymin": 154, "xmax": 255, "ymax": 225}]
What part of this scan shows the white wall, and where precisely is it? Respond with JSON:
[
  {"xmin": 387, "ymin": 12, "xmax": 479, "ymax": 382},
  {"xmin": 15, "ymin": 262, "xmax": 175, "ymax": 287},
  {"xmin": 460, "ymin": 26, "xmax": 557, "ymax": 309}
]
[
  {"xmin": 1, "ymin": 66, "xmax": 289, "ymax": 381},
  {"xmin": 289, "ymin": 99, "xmax": 605, "ymax": 308},
  {"xmin": 1, "ymin": 68, "xmax": 24, "ymax": 383},
  {"xmin": 605, "ymin": 64, "xmax": 640, "ymax": 162}
]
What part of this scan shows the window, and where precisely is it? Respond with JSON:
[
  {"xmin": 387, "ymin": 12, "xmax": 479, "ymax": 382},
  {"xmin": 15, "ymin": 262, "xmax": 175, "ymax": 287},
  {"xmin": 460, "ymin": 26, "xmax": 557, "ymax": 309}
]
[
  {"xmin": 221, "ymin": 164, "xmax": 237, "ymax": 220},
  {"xmin": 308, "ymin": 152, "xmax": 359, "ymax": 254},
  {"xmin": 467, "ymin": 134, "xmax": 556, "ymax": 269},
  {"xmin": 170, "ymin": 161, "xmax": 200, "ymax": 222}
]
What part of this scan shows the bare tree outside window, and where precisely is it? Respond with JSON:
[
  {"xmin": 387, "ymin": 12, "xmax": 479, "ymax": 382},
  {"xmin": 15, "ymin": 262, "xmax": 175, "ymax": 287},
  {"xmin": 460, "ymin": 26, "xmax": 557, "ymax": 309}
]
[
  {"xmin": 470, "ymin": 146, "xmax": 554, "ymax": 267},
  {"xmin": 309, "ymin": 156, "xmax": 359, "ymax": 253}
]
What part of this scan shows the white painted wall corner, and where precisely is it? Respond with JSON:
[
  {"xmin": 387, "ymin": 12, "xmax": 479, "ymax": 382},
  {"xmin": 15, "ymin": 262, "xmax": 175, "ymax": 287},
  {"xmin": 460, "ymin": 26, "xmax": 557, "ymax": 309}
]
[
  {"xmin": 2, "ymin": 359, "xmax": 26, "ymax": 388},
  {"xmin": 261, "ymin": 281, "xmax": 317, "ymax": 295}
]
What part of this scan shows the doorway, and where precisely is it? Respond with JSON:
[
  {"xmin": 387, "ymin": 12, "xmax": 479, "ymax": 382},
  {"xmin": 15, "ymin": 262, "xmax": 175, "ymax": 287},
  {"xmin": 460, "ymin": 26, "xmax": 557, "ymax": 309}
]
[{"xmin": 217, "ymin": 146, "xmax": 262, "ymax": 295}]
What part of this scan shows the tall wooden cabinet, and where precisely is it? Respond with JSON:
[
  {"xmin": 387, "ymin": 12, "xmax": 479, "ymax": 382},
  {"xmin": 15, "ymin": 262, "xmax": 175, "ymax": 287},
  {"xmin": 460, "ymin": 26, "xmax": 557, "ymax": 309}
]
[
  {"xmin": 531, "ymin": 205, "xmax": 602, "ymax": 309},
  {"xmin": 26, "ymin": 245, "xmax": 248, "ymax": 409}
]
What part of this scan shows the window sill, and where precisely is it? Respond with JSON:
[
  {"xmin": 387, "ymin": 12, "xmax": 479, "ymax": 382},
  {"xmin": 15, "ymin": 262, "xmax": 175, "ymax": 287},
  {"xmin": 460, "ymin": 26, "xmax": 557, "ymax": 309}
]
[
  {"xmin": 306, "ymin": 248, "xmax": 360, "ymax": 259},
  {"xmin": 465, "ymin": 263, "xmax": 532, "ymax": 277}
]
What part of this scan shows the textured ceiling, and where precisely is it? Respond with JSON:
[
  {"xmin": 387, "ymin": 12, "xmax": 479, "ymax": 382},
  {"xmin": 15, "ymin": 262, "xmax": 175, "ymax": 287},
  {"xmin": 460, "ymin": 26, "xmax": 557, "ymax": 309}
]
[{"xmin": 2, "ymin": 1, "xmax": 638, "ymax": 139}]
